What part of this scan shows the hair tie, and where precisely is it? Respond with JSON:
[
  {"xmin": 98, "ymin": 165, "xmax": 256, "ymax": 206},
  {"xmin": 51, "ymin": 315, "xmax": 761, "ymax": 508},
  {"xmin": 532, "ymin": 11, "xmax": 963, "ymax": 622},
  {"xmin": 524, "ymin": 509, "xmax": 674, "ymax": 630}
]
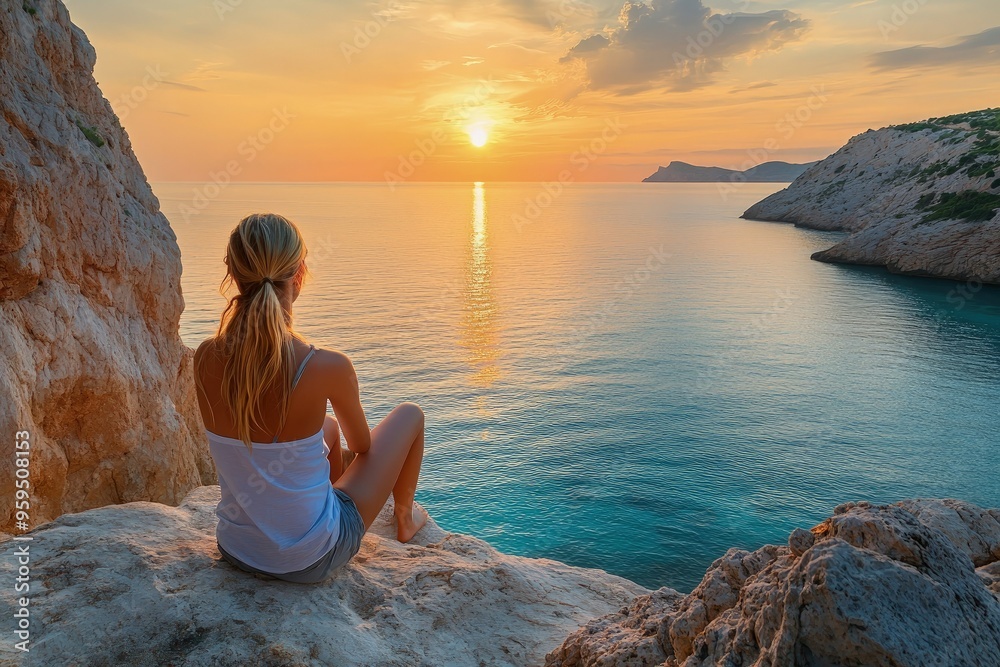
[{"xmin": 260, "ymin": 277, "xmax": 275, "ymax": 287}]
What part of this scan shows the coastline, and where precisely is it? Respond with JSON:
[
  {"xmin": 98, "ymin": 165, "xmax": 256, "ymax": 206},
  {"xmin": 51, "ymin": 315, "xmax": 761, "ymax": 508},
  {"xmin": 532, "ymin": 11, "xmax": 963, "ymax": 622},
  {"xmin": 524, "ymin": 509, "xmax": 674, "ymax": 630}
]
[
  {"xmin": 3, "ymin": 2, "xmax": 1000, "ymax": 664},
  {"xmin": 743, "ymin": 111, "xmax": 1000, "ymax": 285}
]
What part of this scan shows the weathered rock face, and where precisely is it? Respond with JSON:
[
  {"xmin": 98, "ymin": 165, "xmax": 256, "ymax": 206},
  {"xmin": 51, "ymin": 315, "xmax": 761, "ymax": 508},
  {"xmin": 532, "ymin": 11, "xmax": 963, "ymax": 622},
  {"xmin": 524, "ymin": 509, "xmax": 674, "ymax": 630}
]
[
  {"xmin": 0, "ymin": 486, "xmax": 646, "ymax": 666},
  {"xmin": 743, "ymin": 109, "xmax": 1000, "ymax": 283},
  {"xmin": 546, "ymin": 499, "xmax": 1000, "ymax": 667},
  {"xmin": 0, "ymin": 1, "xmax": 214, "ymax": 530}
]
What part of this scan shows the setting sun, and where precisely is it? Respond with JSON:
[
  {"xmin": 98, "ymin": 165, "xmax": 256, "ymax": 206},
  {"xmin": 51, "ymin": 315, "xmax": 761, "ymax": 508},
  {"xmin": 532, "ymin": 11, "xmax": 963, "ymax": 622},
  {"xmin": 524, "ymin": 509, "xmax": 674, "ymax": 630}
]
[{"xmin": 468, "ymin": 126, "xmax": 489, "ymax": 148}]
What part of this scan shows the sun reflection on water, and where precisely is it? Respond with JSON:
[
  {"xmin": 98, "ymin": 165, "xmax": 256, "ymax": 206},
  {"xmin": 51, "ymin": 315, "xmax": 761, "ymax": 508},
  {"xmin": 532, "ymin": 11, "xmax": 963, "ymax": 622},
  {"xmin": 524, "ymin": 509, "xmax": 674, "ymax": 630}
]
[{"xmin": 461, "ymin": 182, "xmax": 502, "ymax": 388}]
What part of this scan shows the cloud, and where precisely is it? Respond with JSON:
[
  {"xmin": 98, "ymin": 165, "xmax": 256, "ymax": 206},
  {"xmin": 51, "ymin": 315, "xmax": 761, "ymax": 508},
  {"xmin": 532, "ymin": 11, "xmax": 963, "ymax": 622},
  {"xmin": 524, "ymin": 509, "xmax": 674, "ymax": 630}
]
[
  {"xmin": 869, "ymin": 26, "xmax": 1000, "ymax": 71},
  {"xmin": 729, "ymin": 80, "xmax": 777, "ymax": 93},
  {"xmin": 430, "ymin": 0, "xmax": 598, "ymax": 29},
  {"xmin": 422, "ymin": 60, "xmax": 452, "ymax": 70},
  {"xmin": 564, "ymin": 0, "xmax": 810, "ymax": 93},
  {"xmin": 561, "ymin": 33, "xmax": 610, "ymax": 61},
  {"xmin": 160, "ymin": 80, "xmax": 206, "ymax": 92}
]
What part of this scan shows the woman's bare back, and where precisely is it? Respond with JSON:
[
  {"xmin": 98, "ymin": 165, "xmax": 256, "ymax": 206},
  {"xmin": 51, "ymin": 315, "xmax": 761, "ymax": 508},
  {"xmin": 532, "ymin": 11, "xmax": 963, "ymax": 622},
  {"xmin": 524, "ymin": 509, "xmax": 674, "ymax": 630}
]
[
  {"xmin": 194, "ymin": 337, "xmax": 368, "ymax": 447},
  {"xmin": 195, "ymin": 335, "xmax": 428, "ymax": 542}
]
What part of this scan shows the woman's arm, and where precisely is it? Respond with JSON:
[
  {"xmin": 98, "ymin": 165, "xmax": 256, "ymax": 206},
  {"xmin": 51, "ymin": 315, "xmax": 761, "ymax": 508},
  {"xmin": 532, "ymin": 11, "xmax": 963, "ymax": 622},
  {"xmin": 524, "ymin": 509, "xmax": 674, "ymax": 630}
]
[{"xmin": 325, "ymin": 351, "xmax": 372, "ymax": 454}]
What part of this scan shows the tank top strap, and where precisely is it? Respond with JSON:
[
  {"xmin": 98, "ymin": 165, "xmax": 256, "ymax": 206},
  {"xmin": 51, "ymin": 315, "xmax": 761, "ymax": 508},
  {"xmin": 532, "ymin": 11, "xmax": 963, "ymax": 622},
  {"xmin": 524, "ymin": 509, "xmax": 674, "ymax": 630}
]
[
  {"xmin": 271, "ymin": 345, "xmax": 317, "ymax": 444},
  {"xmin": 291, "ymin": 345, "xmax": 317, "ymax": 392}
]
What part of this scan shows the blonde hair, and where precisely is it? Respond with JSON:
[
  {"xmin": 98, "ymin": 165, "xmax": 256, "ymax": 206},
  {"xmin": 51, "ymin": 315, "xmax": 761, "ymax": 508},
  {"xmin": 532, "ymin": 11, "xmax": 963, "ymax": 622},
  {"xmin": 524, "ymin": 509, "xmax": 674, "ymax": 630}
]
[{"xmin": 209, "ymin": 213, "xmax": 308, "ymax": 449}]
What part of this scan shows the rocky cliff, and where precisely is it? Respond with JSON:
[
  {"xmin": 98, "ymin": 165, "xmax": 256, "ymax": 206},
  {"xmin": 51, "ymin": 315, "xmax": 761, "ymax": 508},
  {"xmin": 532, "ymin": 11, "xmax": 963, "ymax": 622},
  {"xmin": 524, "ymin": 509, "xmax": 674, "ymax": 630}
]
[
  {"xmin": 743, "ymin": 109, "xmax": 1000, "ymax": 283},
  {"xmin": 546, "ymin": 498, "xmax": 1000, "ymax": 667},
  {"xmin": 0, "ymin": 0, "xmax": 214, "ymax": 530},
  {"xmin": 0, "ymin": 487, "xmax": 645, "ymax": 666}
]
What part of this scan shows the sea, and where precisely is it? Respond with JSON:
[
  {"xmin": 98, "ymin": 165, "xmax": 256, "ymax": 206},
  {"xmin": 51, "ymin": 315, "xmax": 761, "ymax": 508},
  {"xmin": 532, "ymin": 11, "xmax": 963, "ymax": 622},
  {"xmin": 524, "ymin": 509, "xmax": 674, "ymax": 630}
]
[{"xmin": 156, "ymin": 181, "xmax": 1000, "ymax": 592}]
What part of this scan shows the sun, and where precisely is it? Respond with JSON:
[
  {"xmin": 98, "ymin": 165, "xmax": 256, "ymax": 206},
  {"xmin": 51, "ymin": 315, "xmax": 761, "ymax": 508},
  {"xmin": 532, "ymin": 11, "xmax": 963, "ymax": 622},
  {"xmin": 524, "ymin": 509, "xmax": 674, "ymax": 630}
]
[{"xmin": 468, "ymin": 126, "xmax": 489, "ymax": 148}]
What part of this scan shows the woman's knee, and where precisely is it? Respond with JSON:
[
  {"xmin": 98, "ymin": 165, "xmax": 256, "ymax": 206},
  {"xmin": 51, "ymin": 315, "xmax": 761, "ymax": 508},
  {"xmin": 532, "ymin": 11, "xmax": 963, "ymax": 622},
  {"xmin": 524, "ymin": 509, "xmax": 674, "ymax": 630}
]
[
  {"xmin": 394, "ymin": 402, "xmax": 424, "ymax": 428},
  {"xmin": 323, "ymin": 415, "xmax": 340, "ymax": 442}
]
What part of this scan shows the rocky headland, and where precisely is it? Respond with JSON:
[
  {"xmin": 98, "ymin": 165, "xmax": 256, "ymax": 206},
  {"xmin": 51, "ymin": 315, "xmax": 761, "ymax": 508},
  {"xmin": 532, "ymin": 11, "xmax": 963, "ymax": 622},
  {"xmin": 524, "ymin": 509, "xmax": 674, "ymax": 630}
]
[{"xmin": 743, "ymin": 110, "xmax": 1000, "ymax": 283}]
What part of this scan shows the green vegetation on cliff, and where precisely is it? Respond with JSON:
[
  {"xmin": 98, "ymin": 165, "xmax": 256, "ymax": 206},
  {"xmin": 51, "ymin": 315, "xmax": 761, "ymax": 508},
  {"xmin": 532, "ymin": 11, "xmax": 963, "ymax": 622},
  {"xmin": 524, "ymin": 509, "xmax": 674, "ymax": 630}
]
[
  {"xmin": 75, "ymin": 120, "xmax": 105, "ymax": 148},
  {"xmin": 917, "ymin": 191, "xmax": 1000, "ymax": 225}
]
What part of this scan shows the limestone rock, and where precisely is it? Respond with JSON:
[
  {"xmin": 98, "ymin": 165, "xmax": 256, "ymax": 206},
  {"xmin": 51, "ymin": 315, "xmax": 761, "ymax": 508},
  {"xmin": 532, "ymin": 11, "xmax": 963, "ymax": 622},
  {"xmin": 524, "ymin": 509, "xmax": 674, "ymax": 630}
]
[
  {"xmin": 0, "ymin": 486, "xmax": 646, "ymax": 666},
  {"xmin": 0, "ymin": 0, "xmax": 214, "ymax": 529},
  {"xmin": 545, "ymin": 587, "xmax": 685, "ymax": 666},
  {"xmin": 546, "ymin": 498, "xmax": 1000, "ymax": 667},
  {"xmin": 743, "ymin": 110, "xmax": 1000, "ymax": 283},
  {"xmin": 787, "ymin": 527, "xmax": 814, "ymax": 556}
]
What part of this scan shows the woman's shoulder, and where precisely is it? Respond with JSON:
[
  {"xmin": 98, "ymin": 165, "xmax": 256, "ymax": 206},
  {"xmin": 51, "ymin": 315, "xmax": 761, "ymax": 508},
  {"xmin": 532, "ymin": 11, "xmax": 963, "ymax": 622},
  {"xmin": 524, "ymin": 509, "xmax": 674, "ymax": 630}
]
[
  {"xmin": 194, "ymin": 336, "xmax": 220, "ymax": 359},
  {"xmin": 193, "ymin": 337, "xmax": 224, "ymax": 373},
  {"xmin": 309, "ymin": 345, "xmax": 355, "ymax": 372},
  {"xmin": 299, "ymin": 345, "xmax": 357, "ymax": 384}
]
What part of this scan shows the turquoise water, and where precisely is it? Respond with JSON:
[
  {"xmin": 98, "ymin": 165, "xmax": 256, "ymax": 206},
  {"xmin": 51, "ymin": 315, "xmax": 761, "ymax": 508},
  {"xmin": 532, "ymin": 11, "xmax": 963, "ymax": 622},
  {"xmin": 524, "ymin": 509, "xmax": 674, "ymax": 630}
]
[{"xmin": 157, "ymin": 182, "xmax": 1000, "ymax": 592}]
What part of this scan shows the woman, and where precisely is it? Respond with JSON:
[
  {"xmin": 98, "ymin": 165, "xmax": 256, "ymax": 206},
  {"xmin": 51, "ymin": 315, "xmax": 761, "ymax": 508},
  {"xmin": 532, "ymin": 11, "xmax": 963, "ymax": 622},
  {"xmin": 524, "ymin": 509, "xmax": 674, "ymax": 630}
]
[{"xmin": 194, "ymin": 213, "xmax": 427, "ymax": 584}]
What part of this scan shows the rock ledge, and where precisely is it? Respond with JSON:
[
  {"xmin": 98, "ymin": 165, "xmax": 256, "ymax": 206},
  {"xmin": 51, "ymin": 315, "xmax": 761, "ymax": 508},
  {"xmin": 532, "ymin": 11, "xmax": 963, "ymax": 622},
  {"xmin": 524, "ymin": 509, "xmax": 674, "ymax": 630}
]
[
  {"xmin": 0, "ymin": 486, "xmax": 645, "ymax": 666},
  {"xmin": 546, "ymin": 498, "xmax": 1000, "ymax": 667}
]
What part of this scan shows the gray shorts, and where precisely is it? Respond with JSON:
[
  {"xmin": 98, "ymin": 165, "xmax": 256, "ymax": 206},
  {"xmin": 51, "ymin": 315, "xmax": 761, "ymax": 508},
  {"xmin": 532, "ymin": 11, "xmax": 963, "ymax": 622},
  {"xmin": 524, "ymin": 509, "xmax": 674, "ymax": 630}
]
[{"xmin": 217, "ymin": 488, "xmax": 366, "ymax": 584}]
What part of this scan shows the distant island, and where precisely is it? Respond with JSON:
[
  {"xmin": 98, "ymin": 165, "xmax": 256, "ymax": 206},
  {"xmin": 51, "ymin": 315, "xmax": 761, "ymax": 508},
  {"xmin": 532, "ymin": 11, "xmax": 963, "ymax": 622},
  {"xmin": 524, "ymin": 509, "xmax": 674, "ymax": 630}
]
[{"xmin": 642, "ymin": 160, "xmax": 816, "ymax": 183}]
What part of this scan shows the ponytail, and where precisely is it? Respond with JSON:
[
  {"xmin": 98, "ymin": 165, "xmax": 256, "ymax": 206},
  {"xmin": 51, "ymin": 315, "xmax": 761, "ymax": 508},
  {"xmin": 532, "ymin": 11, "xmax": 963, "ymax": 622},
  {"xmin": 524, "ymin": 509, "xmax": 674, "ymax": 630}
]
[{"xmin": 211, "ymin": 214, "xmax": 307, "ymax": 449}]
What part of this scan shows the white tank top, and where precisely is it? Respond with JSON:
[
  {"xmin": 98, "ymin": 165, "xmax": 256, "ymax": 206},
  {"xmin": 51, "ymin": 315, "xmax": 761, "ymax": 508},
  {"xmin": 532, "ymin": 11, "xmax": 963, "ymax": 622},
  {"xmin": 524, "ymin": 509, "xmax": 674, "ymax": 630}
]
[{"xmin": 206, "ymin": 346, "xmax": 342, "ymax": 573}]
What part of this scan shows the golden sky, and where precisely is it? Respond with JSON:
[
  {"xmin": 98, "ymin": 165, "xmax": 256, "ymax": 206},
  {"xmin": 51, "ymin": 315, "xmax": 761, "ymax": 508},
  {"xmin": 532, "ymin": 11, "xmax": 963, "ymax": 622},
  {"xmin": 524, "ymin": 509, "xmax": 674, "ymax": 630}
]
[{"xmin": 64, "ymin": 0, "xmax": 1000, "ymax": 183}]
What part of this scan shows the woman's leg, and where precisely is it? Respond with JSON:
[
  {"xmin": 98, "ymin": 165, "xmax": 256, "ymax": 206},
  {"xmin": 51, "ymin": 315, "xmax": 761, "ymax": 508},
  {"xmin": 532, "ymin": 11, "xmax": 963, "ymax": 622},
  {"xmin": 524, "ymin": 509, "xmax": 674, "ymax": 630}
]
[
  {"xmin": 334, "ymin": 402, "xmax": 427, "ymax": 542},
  {"xmin": 324, "ymin": 415, "xmax": 343, "ymax": 484}
]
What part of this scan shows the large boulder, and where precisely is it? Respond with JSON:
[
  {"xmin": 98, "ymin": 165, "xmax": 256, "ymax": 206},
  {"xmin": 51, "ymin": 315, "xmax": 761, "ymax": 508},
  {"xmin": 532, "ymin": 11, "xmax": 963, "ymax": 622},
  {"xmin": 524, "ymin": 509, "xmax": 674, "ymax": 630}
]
[
  {"xmin": 546, "ymin": 499, "xmax": 1000, "ymax": 667},
  {"xmin": 0, "ymin": 0, "xmax": 214, "ymax": 530},
  {"xmin": 0, "ymin": 486, "xmax": 646, "ymax": 666}
]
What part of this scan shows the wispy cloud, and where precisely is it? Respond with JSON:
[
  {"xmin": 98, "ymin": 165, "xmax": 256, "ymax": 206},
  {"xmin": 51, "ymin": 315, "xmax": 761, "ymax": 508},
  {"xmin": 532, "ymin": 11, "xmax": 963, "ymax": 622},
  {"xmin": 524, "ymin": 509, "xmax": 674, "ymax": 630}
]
[
  {"xmin": 422, "ymin": 60, "xmax": 452, "ymax": 70},
  {"xmin": 160, "ymin": 80, "xmax": 206, "ymax": 92},
  {"xmin": 869, "ymin": 26, "xmax": 1000, "ymax": 71},
  {"xmin": 730, "ymin": 81, "xmax": 778, "ymax": 94}
]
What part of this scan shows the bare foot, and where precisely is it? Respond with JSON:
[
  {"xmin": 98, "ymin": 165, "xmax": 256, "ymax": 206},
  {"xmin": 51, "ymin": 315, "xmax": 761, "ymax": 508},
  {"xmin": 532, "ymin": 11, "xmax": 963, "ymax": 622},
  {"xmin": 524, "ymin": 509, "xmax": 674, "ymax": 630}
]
[{"xmin": 395, "ymin": 502, "xmax": 428, "ymax": 543}]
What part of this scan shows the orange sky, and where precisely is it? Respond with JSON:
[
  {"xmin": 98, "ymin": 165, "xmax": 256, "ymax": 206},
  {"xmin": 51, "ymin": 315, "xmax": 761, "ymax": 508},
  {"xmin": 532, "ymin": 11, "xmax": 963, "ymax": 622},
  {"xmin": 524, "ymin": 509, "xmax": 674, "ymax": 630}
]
[{"xmin": 64, "ymin": 0, "xmax": 1000, "ymax": 183}]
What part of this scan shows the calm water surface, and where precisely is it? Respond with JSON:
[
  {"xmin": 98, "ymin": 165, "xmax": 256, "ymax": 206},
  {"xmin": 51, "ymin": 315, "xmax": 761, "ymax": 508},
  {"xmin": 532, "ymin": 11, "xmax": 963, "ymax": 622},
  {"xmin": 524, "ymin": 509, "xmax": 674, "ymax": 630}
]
[{"xmin": 156, "ymin": 182, "xmax": 1000, "ymax": 592}]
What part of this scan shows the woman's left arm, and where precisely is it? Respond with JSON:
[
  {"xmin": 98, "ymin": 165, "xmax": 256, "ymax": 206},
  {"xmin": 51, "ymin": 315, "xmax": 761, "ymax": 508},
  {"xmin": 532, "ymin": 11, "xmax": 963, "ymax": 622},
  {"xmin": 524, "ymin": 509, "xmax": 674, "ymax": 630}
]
[{"xmin": 323, "ymin": 351, "xmax": 372, "ymax": 454}]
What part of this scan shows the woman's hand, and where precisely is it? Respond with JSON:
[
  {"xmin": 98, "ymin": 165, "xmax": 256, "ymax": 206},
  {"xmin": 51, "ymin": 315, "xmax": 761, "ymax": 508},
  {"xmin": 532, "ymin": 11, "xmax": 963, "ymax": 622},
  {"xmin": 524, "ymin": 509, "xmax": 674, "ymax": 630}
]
[{"xmin": 347, "ymin": 429, "xmax": 372, "ymax": 455}]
